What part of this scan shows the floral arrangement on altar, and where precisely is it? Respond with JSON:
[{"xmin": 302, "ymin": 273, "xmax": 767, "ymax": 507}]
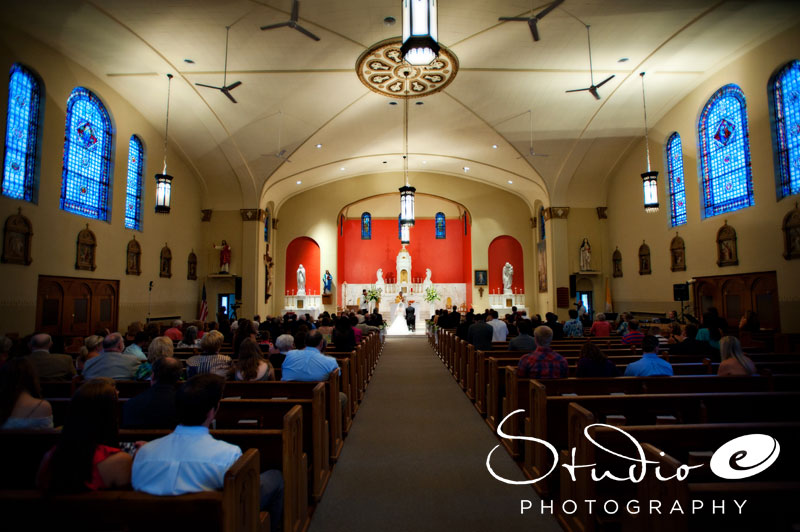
[
  {"xmin": 423, "ymin": 286, "xmax": 440, "ymax": 303},
  {"xmin": 366, "ymin": 287, "xmax": 382, "ymax": 302}
]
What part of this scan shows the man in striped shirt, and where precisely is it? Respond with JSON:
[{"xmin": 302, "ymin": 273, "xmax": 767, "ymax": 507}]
[
  {"xmin": 517, "ymin": 326, "xmax": 568, "ymax": 379},
  {"xmin": 621, "ymin": 319, "xmax": 645, "ymax": 346}
]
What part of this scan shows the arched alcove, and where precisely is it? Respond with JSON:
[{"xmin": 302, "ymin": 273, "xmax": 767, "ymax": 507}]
[
  {"xmin": 285, "ymin": 237, "xmax": 320, "ymax": 294},
  {"xmin": 488, "ymin": 236, "xmax": 524, "ymax": 294}
]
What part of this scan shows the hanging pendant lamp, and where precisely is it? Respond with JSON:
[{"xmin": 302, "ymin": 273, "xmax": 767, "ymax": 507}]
[
  {"xmin": 155, "ymin": 73, "xmax": 174, "ymax": 214},
  {"xmin": 639, "ymin": 71, "xmax": 659, "ymax": 213}
]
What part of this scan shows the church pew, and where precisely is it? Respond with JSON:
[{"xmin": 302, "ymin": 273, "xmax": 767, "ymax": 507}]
[
  {"xmin": 521, "ymin": 390, "xmax": 800, "ymax": 498},
  {"xmin": 558, "ymin": 403, "xmax": 800, "ymax": 532},
  {"xmin": 327, "ymin": 349, "xmax": 360, "ymax": 415}
]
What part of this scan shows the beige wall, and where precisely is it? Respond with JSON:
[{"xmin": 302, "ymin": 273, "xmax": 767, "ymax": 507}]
[
  {"xmin": 0, "ymin": 28, "xmax": 205, "ymax": 335},
  {"xmin": 265, "ymin": 172, "xmax": 543, "ymax": 317},
  {"xmin": 605, "ymin": 25, "xmax": 800, "ymax": 332}
]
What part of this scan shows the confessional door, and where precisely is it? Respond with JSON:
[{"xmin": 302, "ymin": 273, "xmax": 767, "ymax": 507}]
[
  {"xmin": 35, "ymin": 275, "xmax": 119, "ymax": 338},
  {"xmin": 692, "ymin": 271, "xmax": 780, "ymax": 330}
]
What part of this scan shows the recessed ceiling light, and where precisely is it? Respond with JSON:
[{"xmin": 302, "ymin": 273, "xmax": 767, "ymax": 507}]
[
  {"xmin": 422, "ymin": 160, "xmax": 427, "ymax": 164},
  {"xmin": 389, "ymin": 101, "xmax": 398, "ymax": 106},
  {"xmin": 492, "ymin": 144, "xmax": 498, "ymax": 149},
  {"xmin": 507, "ymin": 180, "xmax": 513, "ymax": 184},
  {"xmin": 617, "ymin": 57, "xmax": 629, "ymax": 63},
  {"xmin": 384, "ymin": 16, "xmax": 396, "ymax": 26},
  {"xmin": 183, "ymin": 58, "xmax": 195, "ymax": 64},
  {"xmin": 315, "ymin": 143, "xmax": 322, "ymax": 149},
  {"xmin": 296, "ymin": 180, "xmax": 302, "ymax": 185},
  {"xmin": 340, "ymin": 167, "xmax": 346, "ymax": 171},
  {"xmin": 463, "ymin": 166, "xmax": 470, "ymax": 172},
  {"xmin": 415, "ymin": 101, "xmax": 423, "ymax": 105}
]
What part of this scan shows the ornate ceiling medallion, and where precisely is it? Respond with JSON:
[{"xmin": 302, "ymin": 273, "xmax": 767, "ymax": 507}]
[{"xmin": 356, "ymin": 39, "xmax": 458, "ymax": 98}]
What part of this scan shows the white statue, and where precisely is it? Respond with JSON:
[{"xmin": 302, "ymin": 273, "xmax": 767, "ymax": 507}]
[
  {"xmin": 502, "ymin": 262, "xmax": 514, "ymax": 294},
  {"xmin": 376, "ymin": 268, "xmax": 385, "ymax": 287},
  {"xmin": 422, "ymin": 268, "xmax": 433, "ymax": 290},
  {"xmin": 580, "ymin": 238, "xmax": 592, "ymax": 271},
  {"xmin": 297, "ymin": 264, "xmax": 306, "ymax": 296}
]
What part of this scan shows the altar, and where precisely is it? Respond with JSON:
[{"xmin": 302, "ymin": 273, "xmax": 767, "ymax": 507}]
[{"xmin": 282, "ymin": 294, "xmax": 322, "ymax": 319}]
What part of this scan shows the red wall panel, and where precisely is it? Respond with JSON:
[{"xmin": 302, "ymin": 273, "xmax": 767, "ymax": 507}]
[
  {"xmin": 285, "ymin": 237, "xmax": 320, "ymax": 294},
  {"xmin": 488, "ymin": 235, "xmax": 524, "ymax": 294}
]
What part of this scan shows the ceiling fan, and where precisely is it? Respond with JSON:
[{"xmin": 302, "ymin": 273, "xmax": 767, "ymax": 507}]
[
  {"xmin": 195, "ymin": 26, "xmax": 242, "ymax": 103},
  {"xmin": 517, "ymin": 109, "xmax": 549, "ymax": 159},
  {"xmin": 260, "ymin": 0, "xmax": 320, "ymax": 41},
  {"xmin": 498, "ymin": 0, "xmax": 564, "ymax": 42},
  {"xmin": 566, "ymin": 24, "xmax": 615, "ymax": 100}
]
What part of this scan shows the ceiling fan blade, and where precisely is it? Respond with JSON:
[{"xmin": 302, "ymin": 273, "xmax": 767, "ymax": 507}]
[
  {"xmin": 595, "ymin": 74, "xmax": 616, "ymax": 89},
  {"xmin": 589, "ymin": 87, "xmax": 601, "ymax": 100},
  {"xmin": 565, "ymin": 87, "xmax": 590, "ymax": 93},
  {"xmin": 291, "ymin": 0, "xmax": 299, "ymax": 22},
  {"xmin": 528, "ymin": 19, "xmax": 540, "ymax": 41},
  {"xmin": 498, "ymin": 17, "xmax": 530, "ymax": 21},
  {"xmin": 535, "ymin": 0, "xmax": 564, "ymax": 20},
  {"xmin": 294, "ymin": 24, "xmax": 321, "ymax": 41},
  {"xmin": 224, "ymin": 81, "xmax": 242, "ymax": 91},
  {"xmin": 221, "ymin": 89, "xmax": 237, "ymax": 103},
  {"xmin": 260, "ymin": 22, "xmax": 291, "ymax": 31},
  {"xmin": 196, "ymin": 83, "xmax": 223, "ymax": 90}
]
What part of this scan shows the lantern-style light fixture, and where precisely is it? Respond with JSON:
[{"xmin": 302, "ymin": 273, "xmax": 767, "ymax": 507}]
[
  {"xmin": 401, "ymin": 0, "xmax": 440, "ymax": 66},
  {"xmin": 400, "ymin": 221, "xmax": 411, "ymax": 245},
  {"xmin": 639, "ymin": 71, "xmax": 659, "ymax": 213},
  {"xmin": 155, "ymin": 73, "xmax": 174, "ymax": 214},
  {"xmin": 399, "ymin": 72, "xmax": 416, "ymax": 227}
]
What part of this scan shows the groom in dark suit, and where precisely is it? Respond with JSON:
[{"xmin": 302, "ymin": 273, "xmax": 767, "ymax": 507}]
[{"xmin": 405, "ymin": 304, "xmax": 416, "ymax": 332}]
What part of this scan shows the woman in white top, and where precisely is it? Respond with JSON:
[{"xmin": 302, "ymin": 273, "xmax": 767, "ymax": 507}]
[{"xmin": 0, "ymin": 357, "xmax": 53, "ymax": 430}]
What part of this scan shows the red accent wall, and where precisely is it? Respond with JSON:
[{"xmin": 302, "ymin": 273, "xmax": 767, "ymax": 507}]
[
  {"xmin": 488, "ymin": 235, "xmax": 524, "ymax": 294},
  {"xmin": 285, "ymin": 237, "xmax": 320, "ymax": 294},
  {"xmin": 338, "ymin": 218, "xmax": 469, "ymax": 300}
]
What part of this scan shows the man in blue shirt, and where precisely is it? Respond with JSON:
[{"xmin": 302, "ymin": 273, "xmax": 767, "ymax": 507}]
[
  {"xmin": 624, "ymin": 335, "xmax": 674, "ymax": 376},
  {"xmin": 132, "ymin": 374, "xmax": 283, "ymax": 531},
  {"xmin": 281, "ymin": 331, "xmax": 339, "ymax": 382}
]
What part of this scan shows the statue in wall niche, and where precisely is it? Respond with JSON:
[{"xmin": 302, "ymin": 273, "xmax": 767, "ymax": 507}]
[
  {"xmin": 502, "ymin": 262, "xmax": 514, "ymax": 294},
  {"xmin": 160, "ymin": 244, "xmax": 172, "ymax": 278},
  {"xmin": 612, "ymin": 247, "xmax": 622, "ymax": 278},
  {"xmin": 297, "ymin": 264, "xmax": 306, "ymax": 295},
  {"xmin": 322, "ymin": 269, "xmax": 333, "ymax": 295},
  {"xmin": 76, "ymin": 225, "xmax": 96, "ymax": 272},
  {"xmin": 782, "ymin": 203, "xmax": 800, "ymax": 260},
  {"xmin": 187, "ymin": 250, "xmax": 198, "ymax": 280},
  {"xmin": 212, "ymin": 240, "xmax": 231, "ymax": 274},
  {"xmin": 638, "ymin": 241, "xmax": 651, "ymax": 275},
  {"xmin": 670, "ymin": 233, "xmax": 686, "ymax": 272},
  {"xmin": 126, "ymin": 236, "xmax": 141, "ymax": 276},
  {"xmin": 716, "ymin": 221, "xmax": 738, "ymax": 267},
  {"xmin": 579, "ymin": 238, "xmax": 592, "ymax": 271},
  {"xmin": 2, "ymin": 208, "xmax": 33, "ymax": 265}
]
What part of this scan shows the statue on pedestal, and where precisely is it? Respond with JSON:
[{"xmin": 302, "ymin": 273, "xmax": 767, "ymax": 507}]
[
  {"xmin": 502, "ymin": 262, "xmax": 514, "ymax": 294},
  {"xmin": 212, "ymin": 240, "xmax": 231, "ymax": 274},
  {"xmin": 376, "ymin": 268, "xmax": 385, "ymax": 289},
  {"xmin": 322, "ymin": 270, "xmax": 333, "ymax": 295},
  {"xmin": 580, "ymin": 238, "xmax": 592, "ymax": 271},
  {"xmin": 422, "ymin": 268, "xmax": 433, "ymax": 291},
  {"xmin": 297, "ymin": 264, "xmax": 306, "ymax": 295}
]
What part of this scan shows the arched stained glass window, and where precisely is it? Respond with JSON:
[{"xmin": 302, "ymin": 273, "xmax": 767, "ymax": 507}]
[
  {"xmin": 435, "ymin": 212, "xmax": 445, "ymax": 239},
  {"xmin": 666, "ymin": 132, "xmax": 687, "ymax": 227},
  {"xmin": 125, "ymin": 135, "xmax": 144, "ymax": 230},
  {"xmin": 264, "ymin": 210, "xmax": 270, "ymax": 242},
  {"xmin": 361, "ymin": 212, "xmax": 371, "ymax": 239},
  {"xmin": 698, "ymin": 84, "xmax": 754, "ymax": 218},
  {"xmin": 2, "ymin": 64, "xmax": 42, "ymax": 202},
  {"xmin": 538, "ymin": 206, "xmax": 546, "ymax": 241},
  {"xmin": 769, "ymin": 59, "xmax": 800, "ymax": 199},
  {"xmin": 60, "ymin": 87, "xmax": 113, "ymax": 221}
]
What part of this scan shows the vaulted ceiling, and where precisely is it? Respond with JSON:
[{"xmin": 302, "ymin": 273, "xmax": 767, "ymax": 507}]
[{"xmin": 3, "ymin": 0, "xmax": 799, "ymax": 211}]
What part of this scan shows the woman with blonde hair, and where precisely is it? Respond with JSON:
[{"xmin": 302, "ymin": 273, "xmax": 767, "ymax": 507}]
[
  {"xmin": 76, "ymin": 335, "xmax": 103, "ymax": 372},
  {"xmin": 718, "ymin": 336, "xmax": 756, "ymax": 376},
  {"xmin": 135, "ymin": 336, "xmax": 174, "ymax": 380},
  {"xmin": 186, "ymin": 330, "xmax": 231, "ymax": 377}
]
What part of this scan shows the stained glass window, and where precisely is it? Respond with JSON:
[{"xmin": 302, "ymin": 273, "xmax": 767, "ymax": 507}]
[
  {"xmin": 435, "ymin": 212, "xmax": 445, "ymax": 239},
  {"xmin": 665, "ymin": 132, "xmax": 687, "ymax": 227},
  {"xmin": 264, "ymin": 211, "xmax": 270, "ymax": 242},
  {"xmin": 538, "ymin": 207, "xmax": 546, "ymax": 240},
  {"xmin": 361, "ymin": 212, "xmax": 371, "ymax": 239},
  {"xmin": 698, "ymin": 84, "xmax": 754, "ymax": 218},
  {"xmin": 2, "ymin": 64, "xmax": 42, "ymax": 202},
  {"xmin": 60, "ymin": 87, "xmax": 113, "ymax": 221},
  {"xmin": 125, "ymin": 135, "xmax": 144, "ymax": 230},
  {"xmin": 769, "ymin": 59, "xmax": 800, "ymax": 199}
]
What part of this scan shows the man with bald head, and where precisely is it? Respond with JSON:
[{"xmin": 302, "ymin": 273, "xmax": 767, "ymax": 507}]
[
  {"xmin": 83, "ymin": 332, "xmax": 141, "ymax": 379},
  {"xmin": 26, "ymin": 333, "xmax": 75, "ymax": 380}
]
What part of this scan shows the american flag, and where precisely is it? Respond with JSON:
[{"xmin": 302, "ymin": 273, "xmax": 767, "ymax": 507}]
[{"xmin": 199, "ymin": 283, "xmax": 208, "ymax": 322}]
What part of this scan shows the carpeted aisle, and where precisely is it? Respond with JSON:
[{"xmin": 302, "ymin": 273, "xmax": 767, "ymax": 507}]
[{"xmin": 308, "ymin": 337, "xmax": 561, "ymax": 532}]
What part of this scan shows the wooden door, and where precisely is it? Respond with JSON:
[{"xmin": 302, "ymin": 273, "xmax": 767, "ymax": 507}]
[
  {"xmin": 36, "ymin": 276, "xmax": 120, "ymax": 338},
  {"xmin": 36, "ymin": 279, "xmax": 64, "ymax": 337},
  {"xmin": 692, "ymin": 271, "xmax": 781, "ymax": 332},
  {"xmin": 66, "ymin": 281, "xmax": 92, "ymax": 337},
  {"xmin": 93, "ymin": 282, "xmax": 118, "ymax": 333},
  {"xmin": 721, "ymin": 277, "xmax": 747, "ymax": 329},
  {"xmin": 750, "ymin": 274, "xmax": 779, "ymax": 330}
]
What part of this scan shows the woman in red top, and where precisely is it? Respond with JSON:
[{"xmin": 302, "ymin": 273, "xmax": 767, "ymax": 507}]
[
  {"xmin": 38, "ymin": 378, "xmax": 132, "ymax": 492},
  {"xmin": 589, "ymin": 313, "xmax": 612, "ymax": 337}
]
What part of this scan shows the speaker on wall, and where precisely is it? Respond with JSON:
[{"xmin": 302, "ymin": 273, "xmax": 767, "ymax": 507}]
[
  {"xmin": 569, "ymin": 274, "xmax": 576, "ymax": 297},
  {"xmin": 235, "ymin": 276, "xmax": 243, "ymax": 300},
  {"xmin": 673, "ymin": 283, "xmax": 689, "ymax": 301}
]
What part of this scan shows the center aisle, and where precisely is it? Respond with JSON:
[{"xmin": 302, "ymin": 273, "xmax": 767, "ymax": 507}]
[{"xmin": 309, "ymin": 337, "xmax": 561, "ymax": 532}]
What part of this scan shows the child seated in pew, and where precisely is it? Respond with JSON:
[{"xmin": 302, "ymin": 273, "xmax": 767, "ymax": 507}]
[
  {"xmin": 37, "ymin": 378, "xmax": 132, "ymax": 492},
  {"xmin": 718, "ymin": 336, "xmax": 756, "ymax": 377},
  {"xmin": 132, "ymin": 374, "xmax": 284, "ymax": 532}
]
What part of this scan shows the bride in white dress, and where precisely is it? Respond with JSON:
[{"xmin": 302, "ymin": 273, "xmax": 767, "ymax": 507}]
[{"xmin": 386, "ymin": 297, "xmax": 409, "ymax": 335}]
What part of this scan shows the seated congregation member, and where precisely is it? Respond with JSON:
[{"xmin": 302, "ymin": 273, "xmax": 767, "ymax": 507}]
[
  {"xmin": 272, "ymin": 334, "xmax": 294, "ymax": 369},
  {"xmin": 589, "ymin": 313, "xmax": 612, "ymax": 337},
  {"xmin": 177, "ymin": 326, "xmax": 200, "ymax": 349},
  {"xmin": 509, "ymin": 319, "xmax": 536, "ymax": 352},
  {"xmin": 234, "ymin": 338, "xmax": 275, "ymax": 382},
  {"xmin": 616, "ymin": 312, "xmax": 632, "ymax": 335},
  {"xmin": 467, "ymin": 314, "xmax": 494, "ymax": 351},
  {"xmin": 26, "ymin": 333, "xmax": 75, "ymax": 381},
  {"xmin": 137, "ymin": 335, "xmax": 174, "ymax": 380},
  {"xmin": 38, "ymin": 378, "xmax": 132, "ymax": 492},
  {"xmin": 667, "ymin": 323, "xmax": 685, "ymax": 344},
  {"xmin": 317, "ymin": 316, "xmax": 335, "ymax": 341},
  {"xmin": 456, "ymin": 312, "xmax": 474, "ymax": 341},
  {"xmin": 282, "ymin": 331, "xmax": 338, "ymax": 382},
  {"xmin": 649, "ymin": 326, "xmax": 670, "ymax": 347},
  {"xmin": 331, "ymin": 317, "xmax": 356, "ymax": 353},
  {"xmin": 132, "ymin": 375, "xmax": 283, "ymax": 532},
  {"xmin": 668, "ymin": 324, "xmax": 715, "ymax": 358},
  {"xmin": 122, "ymin": 357, "xmax": 181, "ymax": 429},
  {"xmin": 186, "ymin": 330, "xmax": 232, "ymax": 378},
  {"xmin": 576, "ymin": 342, "xmax": 619, "ymax": 378},
  {"xmin": 624, "ymin": 335, "xmax": 673, "ymax": 377},
  {"xmin": 122, "ymin": 332, "xmax": 149, "ymax": 361},
  {"xmin": 621, "ymin": 320, "xmax": 645, "ymax": 346},
  {"xmin": 517, "ymin": 326, "xmax": 568, "ymax": 379},
  {"xmin": 739, "ymin": 310, "xmax": 760, "ymax": 333},
  {"xmin": 350, "ymin": 314, "xmax": 363, "ymax": 344},
  {"xmin": 163, "ymin": 320, "xmax": 184, "ymax": 342},
  {"xmin": 718, "ymin": 336, "xmax": 756, "ymax": 377},
  {"xmin": 544, "ymin": 313, "xmax": 564, "ymax": 340},
  {"xmin": 0, "ymin": 357, "xmax": 53, "ymax": 430},
  {"xmin": 75, "ymin": 335, "xmax": 103, "ymax": 372},
  {"xmin": 563, "ymin": 309, "xmax": 583, "ymax": 338},
  {"xmin": 83, "ymin": 333, "xmax": 141, "ymax": 380},
  {"xmin": 486, "ymin": 310, "xmax": 508, "ymax": 342},
  {"xmin": 696, "ymin": 312, "xmax": 723, "ymax": 351}
]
